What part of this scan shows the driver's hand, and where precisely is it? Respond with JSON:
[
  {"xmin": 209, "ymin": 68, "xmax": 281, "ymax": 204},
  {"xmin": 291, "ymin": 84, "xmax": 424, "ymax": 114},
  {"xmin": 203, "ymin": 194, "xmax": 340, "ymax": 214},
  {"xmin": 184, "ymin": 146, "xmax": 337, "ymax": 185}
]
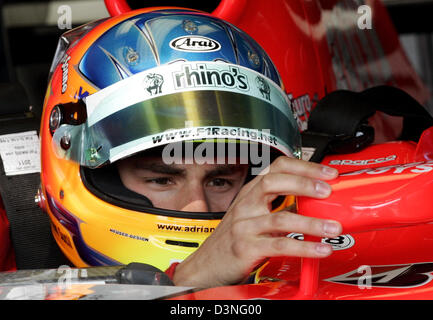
[{"xmin": 173, "ymin": 156, "xmax": 342, "ymax": 288}]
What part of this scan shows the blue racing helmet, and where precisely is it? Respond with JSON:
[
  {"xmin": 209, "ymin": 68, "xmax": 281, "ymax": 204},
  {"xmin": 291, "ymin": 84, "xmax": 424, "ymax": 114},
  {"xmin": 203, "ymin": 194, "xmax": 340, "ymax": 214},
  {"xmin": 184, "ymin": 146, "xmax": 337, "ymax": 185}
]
[{"xmin": 42, "ymin": 8, "xmax": 301, "ymax": 268}]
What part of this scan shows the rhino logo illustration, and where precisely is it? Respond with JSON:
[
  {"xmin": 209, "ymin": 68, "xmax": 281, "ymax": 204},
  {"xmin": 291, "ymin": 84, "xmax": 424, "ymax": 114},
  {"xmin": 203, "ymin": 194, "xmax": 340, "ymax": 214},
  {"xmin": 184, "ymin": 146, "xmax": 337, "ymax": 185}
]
[
  {"xmin": 256, "ymin": 76, "xmax": 271, "ymax": 101},
  {"xmin": 144, "ymin": 73, "xmax": 164, "ymax": 95}
]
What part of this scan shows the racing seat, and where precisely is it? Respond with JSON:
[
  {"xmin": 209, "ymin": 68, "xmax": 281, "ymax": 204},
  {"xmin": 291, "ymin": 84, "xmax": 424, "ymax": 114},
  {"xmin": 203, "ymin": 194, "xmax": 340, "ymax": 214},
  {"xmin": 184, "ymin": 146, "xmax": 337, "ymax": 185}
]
[{"xmin": 301, "ymin": 85, "xmax": 433, "ymax": 163}]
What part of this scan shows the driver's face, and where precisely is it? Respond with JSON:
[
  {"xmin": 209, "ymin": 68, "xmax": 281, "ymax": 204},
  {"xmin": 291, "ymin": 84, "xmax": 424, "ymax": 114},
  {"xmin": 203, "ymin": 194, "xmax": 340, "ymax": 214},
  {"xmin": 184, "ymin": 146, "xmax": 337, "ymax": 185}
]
[{"xmin": 117, "ymin": 156, "xmax": 249, "ymax": 212}]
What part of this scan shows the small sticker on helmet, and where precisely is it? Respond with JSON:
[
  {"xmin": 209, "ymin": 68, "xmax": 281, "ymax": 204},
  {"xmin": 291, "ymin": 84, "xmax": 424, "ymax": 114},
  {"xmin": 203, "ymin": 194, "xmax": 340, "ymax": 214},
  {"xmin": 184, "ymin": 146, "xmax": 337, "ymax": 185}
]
[
  {"xmin": 61, "ymin": 55, "xmax": 71, "ymax": 94},
  {"xmin": 255, "ymin": 76, "xmax": 271, "ymax": 101}
]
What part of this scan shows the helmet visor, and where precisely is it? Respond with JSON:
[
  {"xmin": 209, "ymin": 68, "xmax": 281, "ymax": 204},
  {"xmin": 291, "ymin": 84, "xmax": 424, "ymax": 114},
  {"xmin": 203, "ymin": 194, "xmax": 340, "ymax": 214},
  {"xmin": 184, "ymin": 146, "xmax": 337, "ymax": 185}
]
[{"xmin": 52, "ymin": 62, "xmax": 301, "ymax": 167}]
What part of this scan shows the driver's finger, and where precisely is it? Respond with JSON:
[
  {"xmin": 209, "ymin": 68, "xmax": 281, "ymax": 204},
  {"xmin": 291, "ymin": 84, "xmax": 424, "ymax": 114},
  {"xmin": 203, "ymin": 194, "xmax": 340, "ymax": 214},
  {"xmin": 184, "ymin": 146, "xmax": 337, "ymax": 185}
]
[{"xmin": 231, "ymin": 210, "xmax": 341, "ymax": 239}]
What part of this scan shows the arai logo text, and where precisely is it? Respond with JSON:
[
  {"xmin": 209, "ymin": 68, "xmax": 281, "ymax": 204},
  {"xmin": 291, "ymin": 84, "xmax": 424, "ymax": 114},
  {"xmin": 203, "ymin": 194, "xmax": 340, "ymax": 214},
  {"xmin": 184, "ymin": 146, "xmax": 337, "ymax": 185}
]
[{"xmin": 170, "ymin": 36, "xmax": 221, "ymax": 52}]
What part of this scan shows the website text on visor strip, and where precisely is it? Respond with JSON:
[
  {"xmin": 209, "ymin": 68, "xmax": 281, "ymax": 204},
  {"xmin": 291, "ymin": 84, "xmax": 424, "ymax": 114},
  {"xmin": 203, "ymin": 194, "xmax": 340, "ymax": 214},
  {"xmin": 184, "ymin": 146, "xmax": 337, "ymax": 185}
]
[{"xmin": 52, "ymin": 61, "xmax": 302, "ymax": 167}]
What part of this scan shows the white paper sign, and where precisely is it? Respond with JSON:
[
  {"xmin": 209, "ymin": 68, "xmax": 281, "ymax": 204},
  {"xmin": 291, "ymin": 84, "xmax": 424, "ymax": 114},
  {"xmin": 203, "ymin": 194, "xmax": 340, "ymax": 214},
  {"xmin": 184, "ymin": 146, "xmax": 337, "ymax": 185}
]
[{"xmin": 0, "ymin": 131, "xmax": 41, "ymax": 176}]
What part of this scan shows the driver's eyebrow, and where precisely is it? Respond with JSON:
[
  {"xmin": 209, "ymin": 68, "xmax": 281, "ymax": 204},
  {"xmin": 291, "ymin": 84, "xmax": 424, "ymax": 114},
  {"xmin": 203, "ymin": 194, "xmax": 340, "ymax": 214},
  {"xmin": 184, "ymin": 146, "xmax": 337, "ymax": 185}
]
[
  {"xmin": 132, "ymin": 159, "xmax": 246, "ymax": 177},
  {"xmin": 205, "ymin": 165, "xmax": 246, "ymax": 179},
  {"xmin": 133, "ymin": 161, "xmax": 185, "ymax": 176}
]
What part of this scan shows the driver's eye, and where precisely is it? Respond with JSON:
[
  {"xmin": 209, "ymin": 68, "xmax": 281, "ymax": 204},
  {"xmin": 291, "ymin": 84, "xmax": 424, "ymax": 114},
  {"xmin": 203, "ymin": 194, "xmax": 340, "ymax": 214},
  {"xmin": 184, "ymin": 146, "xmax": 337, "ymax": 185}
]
[
  {"xmin": 207, "ymin": 178, "xmax": 232, "ymax": 187},
  {"xmin": 145, "ymin": 177, "xmax": 174, "ymax": 185}
]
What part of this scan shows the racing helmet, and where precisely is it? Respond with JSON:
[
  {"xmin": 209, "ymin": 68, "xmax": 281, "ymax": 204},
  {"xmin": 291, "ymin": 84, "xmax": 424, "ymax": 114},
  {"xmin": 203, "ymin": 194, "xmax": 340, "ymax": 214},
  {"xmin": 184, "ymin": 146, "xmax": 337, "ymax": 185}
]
[{"xmin": 39, "ymin": 8, "xmax": 301, "ymax": 270}]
